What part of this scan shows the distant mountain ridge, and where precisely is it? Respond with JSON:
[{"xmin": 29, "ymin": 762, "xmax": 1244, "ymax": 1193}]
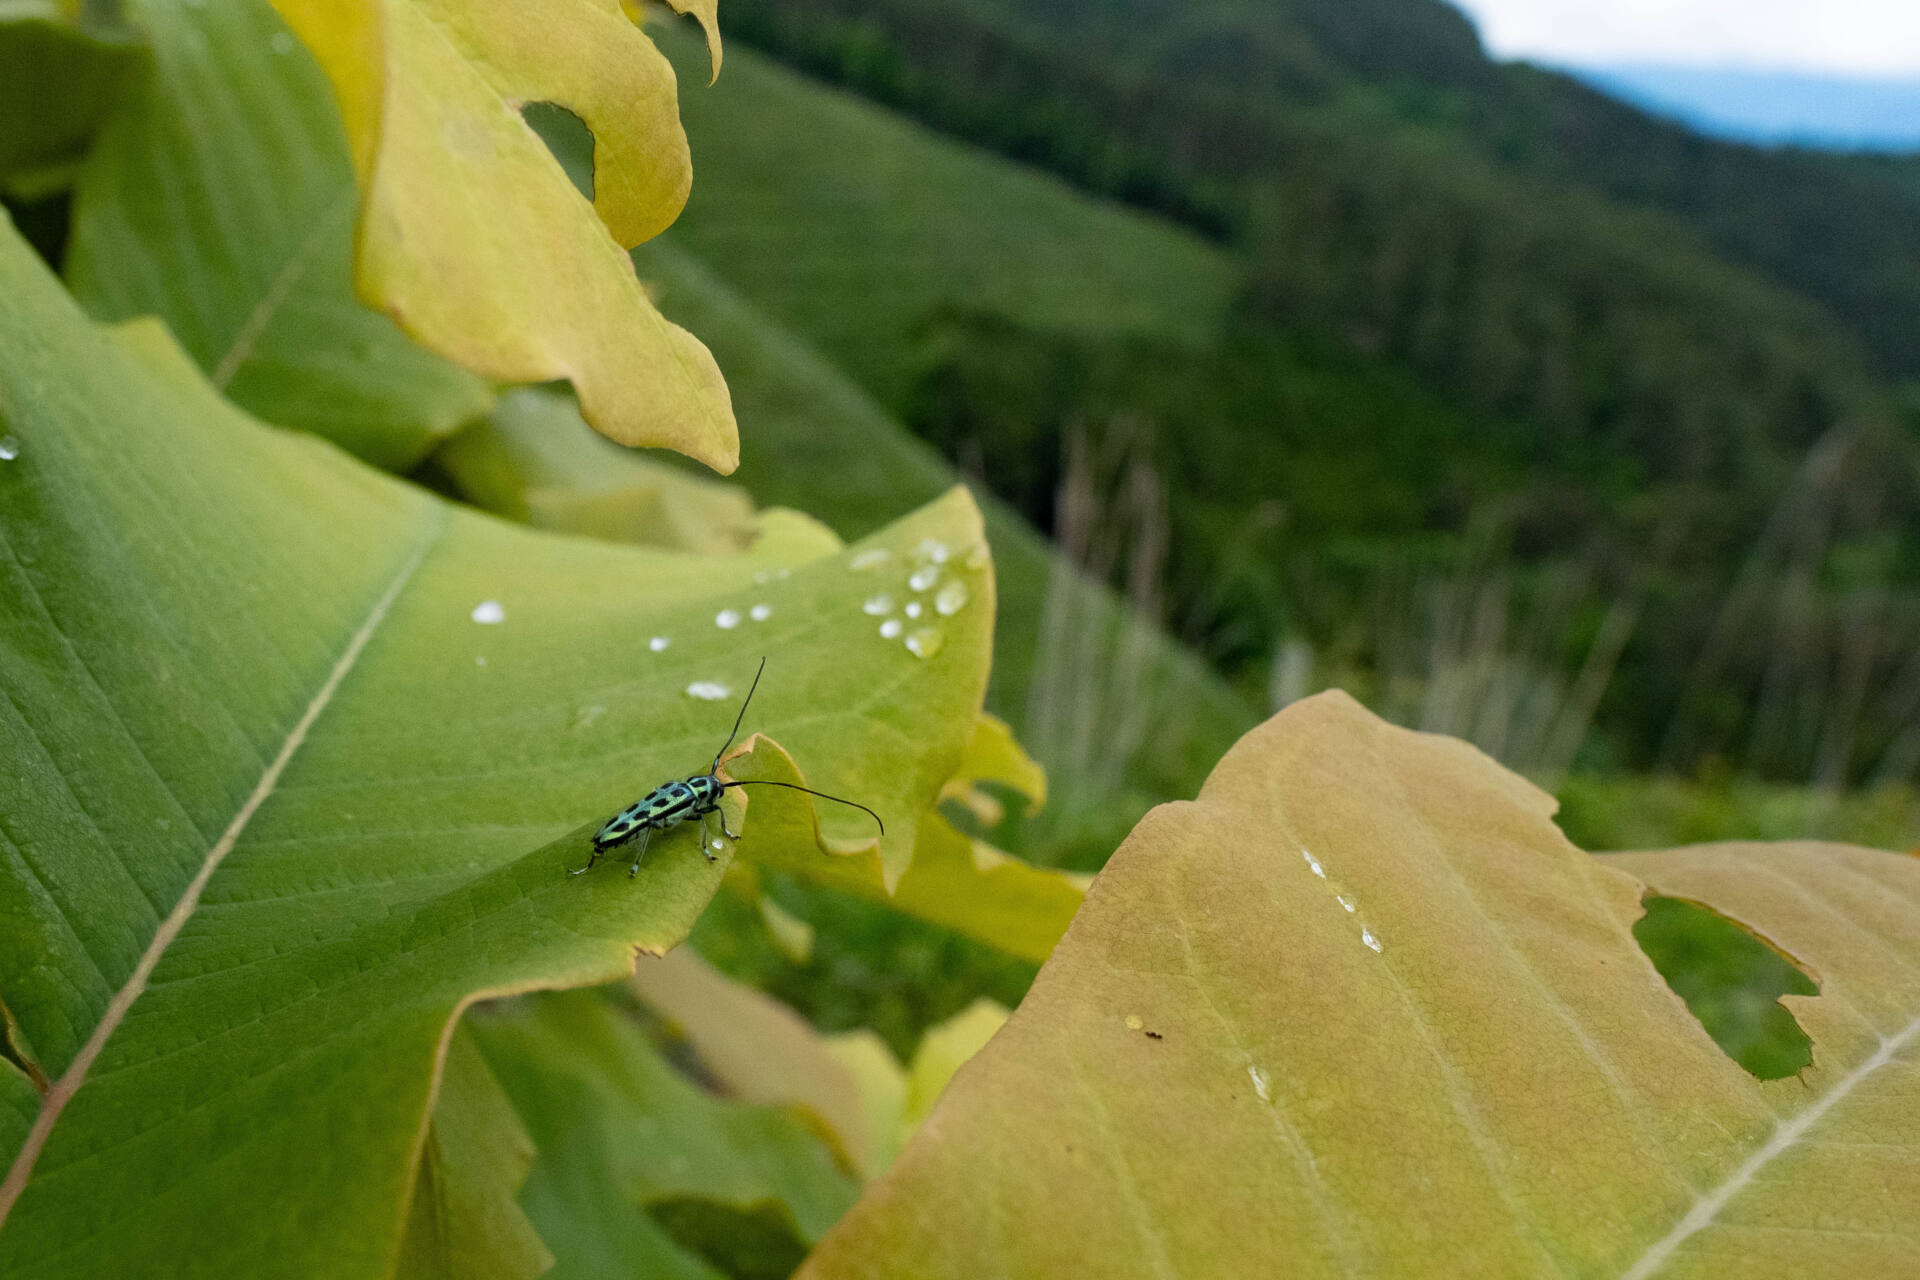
[
  {"xmin": 1563, "ymin": 64, "xmax": 1920, "ymax": 152},
  {"xmin": 716, "ymin": 0, "xmax": 1920, "ymax": 385}
]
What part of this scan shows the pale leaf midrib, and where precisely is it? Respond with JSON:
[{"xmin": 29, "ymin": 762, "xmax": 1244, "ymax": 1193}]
[
  {"xmin": 0, "ymin": 527, "xmax": 440, "ymax": 1226},
  {"xmin": 1620, "ymin": 1009, "xmax": 1920, "ymax": 1279}
]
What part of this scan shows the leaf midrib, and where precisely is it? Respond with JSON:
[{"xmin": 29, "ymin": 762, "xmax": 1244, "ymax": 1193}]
[
  {"xmin": 0, "ymin": 521, "xmax": 441, "ymax": 1225},
  {"xmin": 1621, "ymin": 1009, "xmax": 1920, "ymax": 1278}
]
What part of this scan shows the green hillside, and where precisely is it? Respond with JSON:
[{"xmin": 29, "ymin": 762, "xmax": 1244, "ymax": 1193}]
[
  {"xmin": 650, "ymin": 7, "xmax": 1920, "ymax": 793},
  {"xmin": 654, "ymin": 22, "xmax": 1234, "ymax": 410},
  {"xmin": 627, "ymin": 245, "xmax": 1255, "ymax": 864}
]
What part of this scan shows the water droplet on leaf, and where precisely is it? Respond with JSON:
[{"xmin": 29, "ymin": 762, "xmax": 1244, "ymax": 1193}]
[
  {"xmin": 879, "ymin": 619, "xmax": 903, "ymax": 640},
  {"xmin": 686, "ymin": 681, "xmax": 731, "ymax": 701},
  {"xmin": 935, "ymin": 580, "xmax": 970, "ymax": 616},
  {"xmin": 863, "ymin": 593, "xmax": 894, "ymax": 616},
  {"xmin": 470, "ymin": 600, "xmax": 505, "ymax": 624},
  {"xmin": 851, "ymin": 548, "xmax": 891, "ymax": 571},
  {"xmin": 908, "ymin": 565, "xmax": 940, "ymax": 592},
  {"xmin": 0, "ymin": 437, "xmax": 19, "ymax": 461},
  {"xmin": 715, "ymin": 608, "xmax": 742, "ymax": 630},
  {"xmin": 649, "ymin": 636, "xmax": 671, "ymax": 652},
  {"xmin": 905, "ymin": 628, "xmax": 943, "ymax": 658},
  {"xmin": 749, "ymin": 603, "xmax": 772, "ymax": 622}
]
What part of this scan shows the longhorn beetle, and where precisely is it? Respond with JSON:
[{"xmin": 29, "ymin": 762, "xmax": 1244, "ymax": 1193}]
[{"xmin": 572, "ymin": 657, "xmax": 884, "ymax": 878}]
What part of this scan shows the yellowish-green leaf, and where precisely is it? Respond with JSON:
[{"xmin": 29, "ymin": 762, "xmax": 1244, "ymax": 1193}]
[
  {"xmin": 270, "ymin": 0, "xmax": 737, "ymax": 469},
  {"xmin": 634, "ymin": 947, "xmax": 895, "ymax": 1178},
  {"xmin": 438, "ymin": 388, "xmax": 758, "ymax": 554},
  {"xmin": 631, "ymin": 951, "xmax": 1011, "ymax": 1180},
  {"xmin": 802, "ymin": 692, "xmax": 1920, "ymax": 1279},
  {"xmin": 725, "ymin": 739, "xmax": 1084, "ymax": 962},
  {"xmin": 468, "ymin": 988, "xmax": 855, "ymax": 1280},
  {"xmin": 0, "ymin": 222, "xmax": 989, "ymax": 1278},
  {"xmin": 396, "ymin": 1027, "xmax": 552, "ymax": 1280},
  {"xmin": 939, "ymin": 711, "xmax": 1046, "ymax": 827},
  {"xmin": 900, "ymin": 998, "xmax": 1006, "ymax": 1132}
]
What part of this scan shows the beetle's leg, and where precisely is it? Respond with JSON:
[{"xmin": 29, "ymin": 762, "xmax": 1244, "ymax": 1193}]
[
  {"xmin": 570, "ymin": 845, "xmax": 602, "ymax": 877},
  {"xmin": 719, "ymin": 807, "xmax": 740, "ymax": 841},
  {"xmin": 626, "ymin": 827, "xmax": 653, "ymax": 879},
  {"xmin": 697, "ymin": 815, "xmax": 718, "ymax": 864}
]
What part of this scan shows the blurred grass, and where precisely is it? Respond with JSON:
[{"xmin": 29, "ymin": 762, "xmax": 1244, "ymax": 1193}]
[{"xmin": 1558, "ymin": 773, "xmax": 1920, "ymax": 853}]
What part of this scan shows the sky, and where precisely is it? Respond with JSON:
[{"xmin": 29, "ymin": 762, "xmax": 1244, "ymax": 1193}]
[{"xmin": 1449, "ymin": 0, "xmax": 1920, "ymax": 77}]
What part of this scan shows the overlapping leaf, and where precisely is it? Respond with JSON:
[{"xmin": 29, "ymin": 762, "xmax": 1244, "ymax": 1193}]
[
  {"xmin": 0, "ymin": 224, "xmax": 992, "ymax": 1278},
  {"xmin": 802, "ymin": 692, "xmax": 1920, "ymax": 1278},
  {"xmin": 467, "ymin": 989, "xmax": 854, "ymax": 1280},
  {"xmin": 0, "ymin": 2, "xmax": 138, "ymax": 192},
  {"xmin": 436, "ymin": 388, "xmax": 763, "ymax": 555},
  {"xmin": 64, "ymin": 0, "xmax": 490, "ymax": 470},
  {"xmin": 272, "ymin": 0, "xmax": 737, "ymax": 468}
]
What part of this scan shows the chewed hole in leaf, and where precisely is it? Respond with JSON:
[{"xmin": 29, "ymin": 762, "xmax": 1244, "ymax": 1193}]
[
  {"xmin": 521, "ymin": 101, "xmax": 595, "ymax": 201},
  {"xmin": 644, "ymin": 1196, "xmax": 811, "ymax": 1280},
  {"xmin": 1633, "ymin": 895, "xmax": 1818, "ymax": 1080}
]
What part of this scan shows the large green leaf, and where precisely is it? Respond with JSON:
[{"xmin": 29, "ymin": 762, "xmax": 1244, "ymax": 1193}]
[
  {"xmin": 468, "ymin": 988, "xmax": 856, "ymax": 1280},
  {"xmin": 0, "ymin": 221, "xmax": 994, "ymax": 1277},
  {"xmin": 271, "ymin": 0, "xmax": 738, "ymax": 469},
  {"xmin": 63, "ymin": 0, "xmax": 490, "ymax": 470},
  {"xmin": 802, "ymin": 693, "xmax": 1920, "ymax": 1278}
]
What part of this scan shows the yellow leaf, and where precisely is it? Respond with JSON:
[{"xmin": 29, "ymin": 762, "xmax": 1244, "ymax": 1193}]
[
  {"xmin": 271, "ymin": 0, "xmax": 737, "ymax": 470},
  {"xmin": 803, "ymin": 692, "xmax": 1920, "ymax": 1278},
  {"xmin": 901, "ymin": 999, "xmax": 1006, "ymax": 1133},
  {"xmin": 939, "ymin": 711, "xmax": 1047, "ymax": 827},
  {"xmin": 632, "ymin": 948, "xmax": 900, "ymax": 1179}
]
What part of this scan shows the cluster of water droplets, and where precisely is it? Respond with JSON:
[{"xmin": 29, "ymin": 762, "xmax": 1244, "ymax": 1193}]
[
  {"xmin": 1300, "ymin": 846, "xmax": 1384, "ymax": 954},
  {"xmin": 853, "ymin": 537, "xmax": 983, "ymax": 659}
]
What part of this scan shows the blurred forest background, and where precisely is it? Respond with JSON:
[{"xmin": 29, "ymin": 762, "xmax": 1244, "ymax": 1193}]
[
  {"xmin": 14, "ymin": 0, "xmax": 1920, "ymax": 877},
  {"xmin": 648, "ymin": 0, "xmax": 1920, "ymax": 863}
]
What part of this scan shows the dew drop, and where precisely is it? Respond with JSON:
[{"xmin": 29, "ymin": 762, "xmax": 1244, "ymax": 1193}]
[
  {"xmin": 965, "ymin": 543, "xmax": 989, "ymax": 570},
  {"xmin": 851, "ymin": 548, "xmax": 891, "ymax": 571},
  {"xmin": 1336, "ymin": 894, "xmax": 1356, "ymax": 913},
  {"xmin": 470, "ymin": 600, "xmax": 506, "ymax": 625},
  {"xmin": 862, "ymin": 593, "xmax": 894, "ymax": 616},
  {"xmin": 935, "ymin": 579, "xmax": 970, "ymax": 616},
  {"xmin": 905, "ymin": 601, "xmax": 923, "ymax": 619},
  {"xmin": 686, "ymin": 681, "xmax": 731, "ymax": 701},
  {"xmin": 749, "ymin": 603, "xmax": 772, "ymax": 622},
  {"xmin": 0, "ymin": 436, "xmax": 19, "ymax": 462},
  {"xmin": 908, "ymin": 565, "xmax": 940, "ymax": 592},
  {"xmin": 905, "ymin": 628, "xmax": 943, "ymax": 659},
  {"xmin": 715, "ymin": 608, "xmax": 742, "ymax": 630},
  {"xmin": 1301, "ymin": 848, "xmax": 1326, "ymax": 878},
  {"xmin": 916, "ymin": 538, "xmax": 951, "ymax": 564},
  {"xmin": 711, "ymin": 839, "xmax": 725, "ymax": 853},
  {"xmin": 270, "ymin": 31, "xmax": 294, "ymax": 54},
  {"xmin": 649, "ymin": 635, "xmax": 671, "ymax": 652},
  {"xmin": 1362, "ymin": 927, "xmax": 1383, "ymax": 953},
  {"xmin": 474, "ymin": 656, "xmax": 487, "ymax": 667},
  {"xmin": 1124, "ymin": 1014, "xmax": 1143, "ymax": 1031},
  {"xmin": 879, "ymin": 618, "xmax": 903, "ymax": 640},
  {"xmin": 1248, "ymin": 1065, "xmax": 1272, "ymax": 1103}
]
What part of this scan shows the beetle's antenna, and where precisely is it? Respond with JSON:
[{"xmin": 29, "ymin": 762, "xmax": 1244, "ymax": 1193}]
[
  {"xmin": 712, "ymin": 656, "xmax": 768, "ymax": 772},
  {"xmin": 721, "ymin": 779, "xmax": 885, "ymax": 835}
]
